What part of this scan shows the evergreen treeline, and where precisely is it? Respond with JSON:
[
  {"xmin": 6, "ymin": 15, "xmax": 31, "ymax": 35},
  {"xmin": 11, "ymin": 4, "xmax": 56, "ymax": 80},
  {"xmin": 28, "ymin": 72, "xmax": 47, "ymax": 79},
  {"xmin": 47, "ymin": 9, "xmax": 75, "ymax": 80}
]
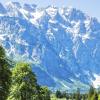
[
  {"xmin": 55, "ymin": 85, "xmax": 100, "ymax": 100},
  {"xmin": 0, "ymin": 46, "xmax": 50, "ymax": 100}
]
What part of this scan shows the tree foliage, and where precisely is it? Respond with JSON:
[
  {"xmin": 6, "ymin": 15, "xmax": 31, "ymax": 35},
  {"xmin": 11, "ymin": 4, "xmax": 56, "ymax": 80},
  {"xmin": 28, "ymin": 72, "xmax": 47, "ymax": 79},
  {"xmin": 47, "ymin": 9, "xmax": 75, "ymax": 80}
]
[
  {"xmin": 75, "ymin": 88, "xmax": 81, "ymax": 100},
  {"xmin": 55, "ymin": 90, "xmax": 63, "ymax": 98},
  {"xmin": 7, "ymin": 62, "xmax": 51, "ymax": 100},
  {"xmin": 7, "ymin": 62, "xmax": 39, "ymax": 100},
  {"xmin": 0, "ymin": 45, "xmax": 11, "ymax": 100},
  {"xmin": 38, "ymin": 86, "xmax": 51, "ymax": 100},
  {"xmin": 88, "ymin": 85, "xmax": 99, "ymax": 100},
  {"xmin": 91, "ymin": 92, "xmax": 98, "ymax": 100}
]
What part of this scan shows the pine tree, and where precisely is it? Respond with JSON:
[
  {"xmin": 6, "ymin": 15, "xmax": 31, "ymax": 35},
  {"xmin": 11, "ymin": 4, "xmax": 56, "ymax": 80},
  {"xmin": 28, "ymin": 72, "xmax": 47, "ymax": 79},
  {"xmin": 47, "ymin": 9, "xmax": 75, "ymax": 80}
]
[
  {"xmin": 66, "ymin": 93, "xmax": 69, "ymax": 100},
  {"xmin": 88, "ymin": 85, "xmax": 95, "ymax": 100},
  {"xmin": 0, "ymin": 46, "xmax": 11, "ymax": 100},
  {"xmin": 7, "ymin": 62, "xmax": 39, "ymax": 100},
  {"xmin": 55, "ymin": 90, "xmax": 62, "ymax": 98},
  {"xmin": 75, "ymin": 88, "xmax": 81, "ymax": 100},
  {"xmin": 82, "ymin": 94, "xmax": 87, "ymax": 100},
  {"xmin": 91, "ymin": 92, "xmax": 98, "ymax": 100}
]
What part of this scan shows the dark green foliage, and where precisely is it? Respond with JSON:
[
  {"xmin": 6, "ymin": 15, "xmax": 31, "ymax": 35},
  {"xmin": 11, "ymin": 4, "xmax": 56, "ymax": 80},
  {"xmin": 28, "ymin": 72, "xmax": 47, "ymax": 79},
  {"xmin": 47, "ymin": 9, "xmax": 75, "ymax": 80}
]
[
  {"xmin": 62, "ymin": 91, "xmax": 67, "ymax": 97},
  {"xmin": 55, "ymin": 90, "xmax": 67, "ymax": 99},
  {"xmin": 55, "ymin": 90, "xmax": 63, "ymax": 98},
  {"xmin": 82, "ymin": 94, "xmax": 88, "ymax": 100},
  {"xmin": 0, "ymin": 46, "xmax": 5, "ymax": 58},
  {"xmin": 38, "ymin": 86, "xmax": 51, "ymax": 100},
  {"xmin": 54, "ymin": 86, "xmax": 99, "ymax": 100},
  {"xmin": 92, "ymin": 92, "xmax": 98, "ymax": 100},
  {"xmin": 66, "ymin": 93, "xmax": 70, "ymax": 100},
  {"xmin": 88, "ymin": 85, "xmax": 95, "ymax": 100},
  {"xmin": 75, "ymin": 88, "xmax": 81, "ymax": 100},
  {"xmin": 87, "ymin": 85, "xmax": 99, "ymax": 100},
  {"xmin": 0, "ymin": 46, "xmax": 11, "ymax": 100}
]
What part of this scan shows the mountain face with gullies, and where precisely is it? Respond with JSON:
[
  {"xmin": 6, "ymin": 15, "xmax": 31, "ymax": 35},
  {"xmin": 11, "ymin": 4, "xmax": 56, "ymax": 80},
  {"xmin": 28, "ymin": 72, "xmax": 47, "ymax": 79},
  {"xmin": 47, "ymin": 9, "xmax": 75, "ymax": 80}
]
[{"xmin": 0, "ymin": 2, "xmax": 100, "ymax": 91}]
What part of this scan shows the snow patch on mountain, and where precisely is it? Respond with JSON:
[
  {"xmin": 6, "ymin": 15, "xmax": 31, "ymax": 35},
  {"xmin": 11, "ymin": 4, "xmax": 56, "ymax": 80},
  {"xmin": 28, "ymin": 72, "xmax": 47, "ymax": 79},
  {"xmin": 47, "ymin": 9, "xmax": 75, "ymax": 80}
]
[{"xmin": 92, "ymin": 74, "xmax": 100, "ymax": 88}]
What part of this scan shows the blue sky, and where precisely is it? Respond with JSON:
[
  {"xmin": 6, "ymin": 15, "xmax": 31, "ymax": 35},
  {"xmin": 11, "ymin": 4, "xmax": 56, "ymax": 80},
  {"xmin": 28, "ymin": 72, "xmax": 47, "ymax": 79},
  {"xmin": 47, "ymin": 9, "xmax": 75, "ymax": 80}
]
[{"xmin": 1, "ymin": 0, "xmax": 100, "ymax": 21}]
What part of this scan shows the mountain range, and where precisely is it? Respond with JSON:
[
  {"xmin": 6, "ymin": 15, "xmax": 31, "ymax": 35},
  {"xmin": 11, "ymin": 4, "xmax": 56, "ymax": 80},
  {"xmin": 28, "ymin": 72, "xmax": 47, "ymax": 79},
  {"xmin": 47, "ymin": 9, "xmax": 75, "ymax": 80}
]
[{"xmin": 0, "ymin": 2, "xmax": 100, "ymax": 91}]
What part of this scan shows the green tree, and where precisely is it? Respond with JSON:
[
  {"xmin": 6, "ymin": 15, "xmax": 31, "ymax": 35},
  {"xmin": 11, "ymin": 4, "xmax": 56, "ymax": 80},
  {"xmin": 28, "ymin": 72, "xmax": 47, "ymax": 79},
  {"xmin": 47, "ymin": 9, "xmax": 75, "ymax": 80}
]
[
  {"xmin": 75, "ymin": 88, "xmax": 81, "ymax": 100},
  {"xmin": 91, "ymin": 92, "xmax": 98, "ymax": 100},
  {"xmin": 82, "ymin": 94, "xmax": 87, "ymax": 100},
  {"xmin": 56, "ymin": 90, "xmax": 63, "ymax": 98},
  {"xmin": 0, "ymin": 46, "xmax": 11, "ymax": 100},
  {"xmin": 88, "ymin": 85, "xmax": 95, "ymax": 100},
  {"xmin": 39, "ymin": 86, "xmax": 51, "ymax": 100},
  {"xmin": 66, "ymin": 93, "xmax": 69, "ymax": 100},
  {"xmin": 7, "ymin": 62, "xmax": 39, "ymax": 100}
]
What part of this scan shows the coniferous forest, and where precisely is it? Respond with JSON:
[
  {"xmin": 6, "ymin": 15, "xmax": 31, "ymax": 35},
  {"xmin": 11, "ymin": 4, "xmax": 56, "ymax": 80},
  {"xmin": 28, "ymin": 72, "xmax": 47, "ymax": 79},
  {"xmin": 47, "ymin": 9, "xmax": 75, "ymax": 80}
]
[{"xmin": 0, "ymin": 45, "xmax": 100, "ymax": 100}]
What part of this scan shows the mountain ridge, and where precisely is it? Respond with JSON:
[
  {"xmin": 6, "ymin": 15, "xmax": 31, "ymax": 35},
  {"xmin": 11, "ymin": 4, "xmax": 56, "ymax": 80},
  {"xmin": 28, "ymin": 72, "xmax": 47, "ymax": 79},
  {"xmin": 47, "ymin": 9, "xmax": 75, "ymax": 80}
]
[{"xmin": 0, "ymin": 2, "xmax": 100, "ymax": 90}]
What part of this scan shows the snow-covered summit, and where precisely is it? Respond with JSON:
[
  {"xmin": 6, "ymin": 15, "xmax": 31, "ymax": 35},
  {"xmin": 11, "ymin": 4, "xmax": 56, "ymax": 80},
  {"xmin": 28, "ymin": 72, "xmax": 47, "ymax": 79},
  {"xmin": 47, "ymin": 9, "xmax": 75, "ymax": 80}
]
[{"xmin": 6, "ymin": 1, "xmax": 21, "ymax": 9}]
